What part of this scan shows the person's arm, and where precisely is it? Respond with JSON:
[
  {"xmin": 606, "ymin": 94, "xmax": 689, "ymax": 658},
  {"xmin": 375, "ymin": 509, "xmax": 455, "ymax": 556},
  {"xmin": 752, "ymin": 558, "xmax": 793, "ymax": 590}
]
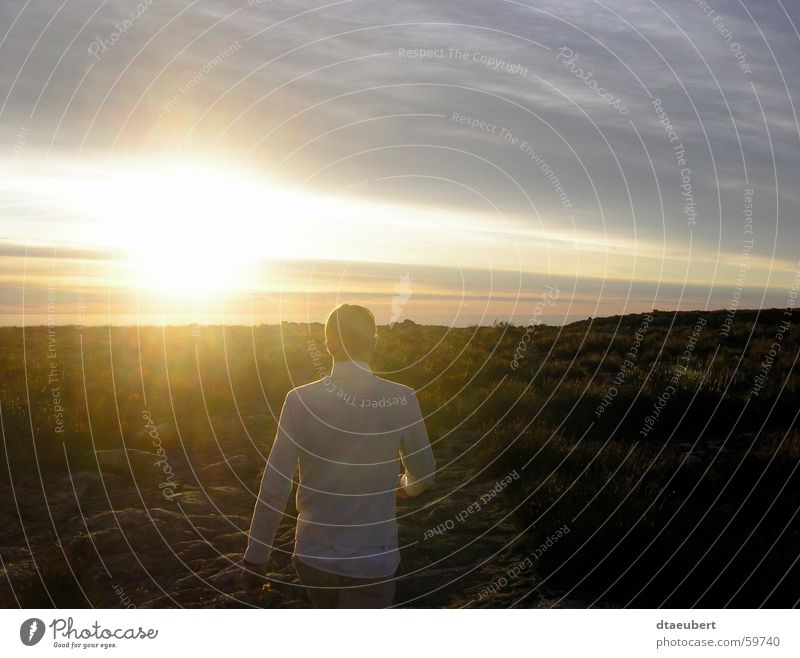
[
  {"xmin": 244, "ymin": 392, "xmax": 299, "ymax": 566},
  {"xmin": 399, "ymin": 391, "xmax": 436, "ymax": 497}
]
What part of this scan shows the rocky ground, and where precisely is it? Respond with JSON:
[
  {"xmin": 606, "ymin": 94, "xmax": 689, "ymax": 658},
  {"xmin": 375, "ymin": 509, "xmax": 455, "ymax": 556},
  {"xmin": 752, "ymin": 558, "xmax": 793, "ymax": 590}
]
[{"xmin": 0, "ymin": 415, "xmax": 585, "ymax": 609}]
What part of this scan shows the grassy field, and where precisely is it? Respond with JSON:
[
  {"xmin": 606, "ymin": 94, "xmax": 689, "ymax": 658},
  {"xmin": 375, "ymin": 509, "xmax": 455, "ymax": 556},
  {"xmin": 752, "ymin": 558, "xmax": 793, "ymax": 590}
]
[{"xmin": 0, "ymin": 307, "xmax": 798, "ymax": 607}]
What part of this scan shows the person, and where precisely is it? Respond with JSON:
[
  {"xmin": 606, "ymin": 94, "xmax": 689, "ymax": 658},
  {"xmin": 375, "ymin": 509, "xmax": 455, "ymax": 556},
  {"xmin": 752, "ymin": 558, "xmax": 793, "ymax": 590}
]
[{"xmin": 240, "ymin": 303, "xmax": 436, "ymax": 608}]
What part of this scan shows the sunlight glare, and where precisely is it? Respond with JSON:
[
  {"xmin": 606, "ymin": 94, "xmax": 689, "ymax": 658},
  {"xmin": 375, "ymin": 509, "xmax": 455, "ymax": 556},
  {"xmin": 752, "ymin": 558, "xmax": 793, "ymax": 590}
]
[{"xmin": 95, "ymin": 162, "xmax": 296, "ymax": 297}]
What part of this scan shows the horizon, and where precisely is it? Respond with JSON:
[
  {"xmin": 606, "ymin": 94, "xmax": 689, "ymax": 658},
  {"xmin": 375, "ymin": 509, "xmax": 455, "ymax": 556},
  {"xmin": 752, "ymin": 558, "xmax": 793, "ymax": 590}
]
[{"xmin": 6, "ymin": 304, "xmax": 789, "ymax": 330}]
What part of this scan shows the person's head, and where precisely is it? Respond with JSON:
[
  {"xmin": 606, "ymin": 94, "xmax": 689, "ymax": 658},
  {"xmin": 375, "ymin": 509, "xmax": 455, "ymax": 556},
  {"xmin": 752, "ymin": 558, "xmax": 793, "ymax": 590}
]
[{"xmin": 325, "ymin": 304, "xmax": 377, "ymax": 363}]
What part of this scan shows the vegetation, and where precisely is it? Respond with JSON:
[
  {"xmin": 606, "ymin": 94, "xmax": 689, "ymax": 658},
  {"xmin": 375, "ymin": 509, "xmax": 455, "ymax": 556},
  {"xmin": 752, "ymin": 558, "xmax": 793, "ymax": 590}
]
[{"xmin": 1, "ymin": 307, "xmax": 798, "ymax": 606}]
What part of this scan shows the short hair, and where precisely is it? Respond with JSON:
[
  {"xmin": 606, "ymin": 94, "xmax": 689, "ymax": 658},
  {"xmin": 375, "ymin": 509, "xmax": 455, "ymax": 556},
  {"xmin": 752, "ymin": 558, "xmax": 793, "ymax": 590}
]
[{"xmin": 325, "ymin": 304, "xmax": 376, "ymax": 359}]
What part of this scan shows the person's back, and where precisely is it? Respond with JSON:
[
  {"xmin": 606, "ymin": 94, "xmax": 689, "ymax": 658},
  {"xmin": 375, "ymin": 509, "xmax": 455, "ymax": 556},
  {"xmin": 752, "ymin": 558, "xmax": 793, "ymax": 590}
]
[
  {"xmin": 242, "ymin": 304, "xmax": 436, "ymax": 608},
  {"xmin": 292, "ymin": 364, "xmax": 429, "ymax": 549}
]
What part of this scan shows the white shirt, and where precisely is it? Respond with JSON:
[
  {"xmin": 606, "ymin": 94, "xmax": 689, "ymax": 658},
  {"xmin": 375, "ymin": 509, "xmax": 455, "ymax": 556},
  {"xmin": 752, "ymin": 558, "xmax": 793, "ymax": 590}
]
[{"xmin": 244, "ymin": 360, "xmax": 436, "ymax": 578}]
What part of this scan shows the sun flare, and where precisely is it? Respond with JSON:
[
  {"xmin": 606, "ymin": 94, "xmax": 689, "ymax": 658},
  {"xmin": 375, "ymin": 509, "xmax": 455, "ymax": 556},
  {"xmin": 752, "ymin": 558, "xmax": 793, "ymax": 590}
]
[{"xmin": 79, "ymin": 161, "xmax": 313, "ymax": 298}]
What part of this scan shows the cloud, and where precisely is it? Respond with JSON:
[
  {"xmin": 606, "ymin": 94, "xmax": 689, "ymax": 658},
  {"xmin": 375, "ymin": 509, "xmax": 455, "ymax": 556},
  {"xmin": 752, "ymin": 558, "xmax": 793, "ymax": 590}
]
[{"xmin": 1, "ymin": 0, "xmax": 798, "ymax": 323}]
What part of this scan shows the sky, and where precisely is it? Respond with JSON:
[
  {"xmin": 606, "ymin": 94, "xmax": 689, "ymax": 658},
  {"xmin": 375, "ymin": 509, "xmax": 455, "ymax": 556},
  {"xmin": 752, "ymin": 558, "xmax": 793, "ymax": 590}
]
[{"xmin": 1, "ymin": 0, "xmax": 799, "ymax": 326}]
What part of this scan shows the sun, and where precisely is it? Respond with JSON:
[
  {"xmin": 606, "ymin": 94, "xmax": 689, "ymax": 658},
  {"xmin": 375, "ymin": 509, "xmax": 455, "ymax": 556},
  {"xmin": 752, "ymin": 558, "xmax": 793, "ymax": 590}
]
[{"xmin": 95, "ymin": 161, "xmax": 293, "ymax": 297}]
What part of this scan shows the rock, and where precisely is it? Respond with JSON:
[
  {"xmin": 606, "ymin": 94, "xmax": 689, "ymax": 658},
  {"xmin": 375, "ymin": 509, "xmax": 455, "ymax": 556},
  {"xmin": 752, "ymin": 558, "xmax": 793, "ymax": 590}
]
[
  {"xmin": 214, "ymin": 532, "xmax": 246, "ymax": 553},
  {"xmin": 187, "ymin": 512, "xmax": 239, "ymax": 534},
  {"xmin": 205, "ymin": 486, "xmax": 250, "ymax": 508},
  {"xmin": 176, "ymin": 540, "xmax": 219, "ymax": 562},
  {"xmin": 95, "ymin": 449, "xmax": 159, "ymax": 476},
  {"xmin": 60, "ymin": 470, "xmax": 105, "ymax": 498},
  {"xmin": 201, "ymin": 455, "xmax": 258, "ymax": 482}
]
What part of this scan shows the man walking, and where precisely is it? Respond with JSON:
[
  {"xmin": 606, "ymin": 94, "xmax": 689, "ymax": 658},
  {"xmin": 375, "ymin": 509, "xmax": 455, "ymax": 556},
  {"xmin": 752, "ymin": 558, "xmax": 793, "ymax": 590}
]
[{"xmin": 241, "ymin": 304, "xmax": 436, "ymax": 608}]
